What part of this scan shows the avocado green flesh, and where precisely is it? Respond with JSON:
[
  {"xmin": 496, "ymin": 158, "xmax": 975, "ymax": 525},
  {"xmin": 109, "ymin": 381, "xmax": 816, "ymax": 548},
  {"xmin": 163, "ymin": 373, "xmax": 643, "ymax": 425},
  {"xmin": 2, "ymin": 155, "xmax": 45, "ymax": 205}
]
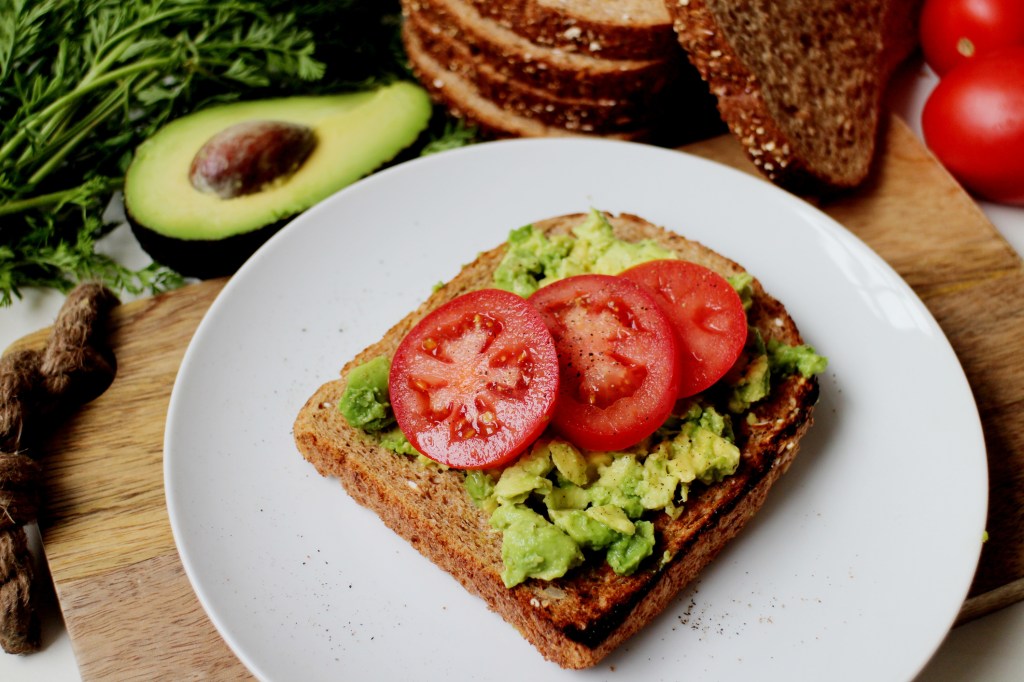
[
  {"xmin": 492, "ymin": 209, "xmax": 677, "ymax": 297},
  {"xmin": 337, "ymin": 355, "xmax": 394, "ymax": 431},
  {"xmin": 124, "ymin": 82, "xmax": 432, "ymax": 275},
  {"xmin": 475, "ymin": 408, "xmax": 740, "ymax": 587}
]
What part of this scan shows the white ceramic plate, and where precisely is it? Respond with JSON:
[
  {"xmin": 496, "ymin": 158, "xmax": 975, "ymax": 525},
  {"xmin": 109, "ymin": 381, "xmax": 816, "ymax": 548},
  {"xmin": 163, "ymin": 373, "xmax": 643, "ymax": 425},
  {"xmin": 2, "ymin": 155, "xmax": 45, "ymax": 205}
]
[{"xmin": 164, "ymin": 138, "xmax": 987, "ymax": 682}]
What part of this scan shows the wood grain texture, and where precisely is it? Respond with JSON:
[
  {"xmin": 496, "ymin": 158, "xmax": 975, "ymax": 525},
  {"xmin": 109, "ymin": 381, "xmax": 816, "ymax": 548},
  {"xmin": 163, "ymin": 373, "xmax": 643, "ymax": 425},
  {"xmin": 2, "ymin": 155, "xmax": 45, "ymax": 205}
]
[
  {"xmin": 8, "ymin": 115, "xmax": 1021, "ymax": 678},
  {"xmin": 13, "ymin": 282, "xmax": 251, "ymax": 680},
  {"xmin": 55, "ymin": 553, "xmax": 250, "ymax": 680}
]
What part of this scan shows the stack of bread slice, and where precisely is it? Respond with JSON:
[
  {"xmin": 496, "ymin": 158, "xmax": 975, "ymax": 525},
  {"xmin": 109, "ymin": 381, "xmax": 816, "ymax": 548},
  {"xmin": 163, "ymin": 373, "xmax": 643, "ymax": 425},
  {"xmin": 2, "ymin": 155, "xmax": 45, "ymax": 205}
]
[{"xmin": 400, "ymin": 0, "xmax": 720, "ymax": 141}]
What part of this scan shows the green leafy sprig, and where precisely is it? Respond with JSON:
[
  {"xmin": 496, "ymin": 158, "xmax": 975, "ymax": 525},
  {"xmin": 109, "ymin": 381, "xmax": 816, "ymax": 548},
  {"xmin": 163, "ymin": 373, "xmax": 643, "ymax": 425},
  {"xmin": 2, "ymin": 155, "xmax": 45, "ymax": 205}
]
[{"xmin": 0, "ymin": 0, "xmax": 397, "ymax": 305}]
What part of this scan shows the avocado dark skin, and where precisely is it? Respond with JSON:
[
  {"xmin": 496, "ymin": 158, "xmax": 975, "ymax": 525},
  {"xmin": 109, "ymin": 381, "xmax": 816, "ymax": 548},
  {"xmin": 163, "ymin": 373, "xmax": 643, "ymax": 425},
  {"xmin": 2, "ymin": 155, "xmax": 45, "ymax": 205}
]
[
  {"xmin": 123, "ymin": 83, "xmax": 432, "ymax": 279},
  {"xmin": 127, "ymin": 212, "xmax": 287, "ymax": 279}
]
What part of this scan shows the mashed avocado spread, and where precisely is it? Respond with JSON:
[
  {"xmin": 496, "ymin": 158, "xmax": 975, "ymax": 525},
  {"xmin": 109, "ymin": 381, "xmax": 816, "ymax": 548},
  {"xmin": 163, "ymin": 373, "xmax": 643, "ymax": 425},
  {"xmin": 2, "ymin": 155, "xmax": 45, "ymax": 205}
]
[
  {"xmin": 492, "ymin": 209, "xmax": 676, "ymax": 297},
  {"xmin": 336, "ymin": 211, "xmax": 828, "ymax": 588},
  {"xmin": 465, "ymin": 404, "xmax": 739, "ymax": 587},
  {"xmin": 336, "ymin": 355, "xmax": 425, "ymax": 459},
  {"xmin": 337, "ymin": 355, "xmax": 394, "ymax": 431}
]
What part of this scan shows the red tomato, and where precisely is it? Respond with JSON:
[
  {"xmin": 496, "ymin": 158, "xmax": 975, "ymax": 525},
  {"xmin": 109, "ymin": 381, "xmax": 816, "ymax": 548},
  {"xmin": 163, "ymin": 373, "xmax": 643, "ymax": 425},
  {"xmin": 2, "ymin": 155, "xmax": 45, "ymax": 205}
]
[
  {"xmin": 922, "ymin": 46, "xmax": 1024, "ymax": 205},
  {"xmin": 389, "ymin": 289, "xmax": 559, "ymax": 469},
  {"xmin": 620, "ymin": 260, "xmax": 747, "ymax": 398},
  {"xmin": 528, "ymin": 274, "xmax": 679, "ymax": 451},
  {"xmin": 920, "ymin": 0, "xmax": 1024, "ymax": 75}
]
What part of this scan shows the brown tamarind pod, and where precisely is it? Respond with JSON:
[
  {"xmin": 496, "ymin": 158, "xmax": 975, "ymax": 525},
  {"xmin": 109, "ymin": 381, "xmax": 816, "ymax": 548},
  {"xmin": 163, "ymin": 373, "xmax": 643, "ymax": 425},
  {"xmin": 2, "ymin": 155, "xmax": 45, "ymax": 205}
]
[
  {"xmin": 0, "ymin": 525, "xmax": 28, "ymax": 581},
  {"xmin": 0, "ymin": 453, "xmax": 42, "ymax": 489},
  {"xmin": 40, "ymin": 345, "xmax": 116, "ymax": 406},
  {"xmin": 0, "ymin": 349, "xmax": 43, "ymax": 452},
  {"xmin": 0, "ymin": 453, "xmax": 42, "ymax": 529},
  {"xmin": 39, "ymin": 283, "xmax": 119, "ymax": 406},
  {"xmin": 42, "ymin": 282, "xmax": 119, "ymax": 351},
  {"xmin": 0, "ymin": 527, "xmax": 38, "ymax": 654},
  {"xmin": 0, "ymin": 490, "xmax": 38, "ymax": 531}
]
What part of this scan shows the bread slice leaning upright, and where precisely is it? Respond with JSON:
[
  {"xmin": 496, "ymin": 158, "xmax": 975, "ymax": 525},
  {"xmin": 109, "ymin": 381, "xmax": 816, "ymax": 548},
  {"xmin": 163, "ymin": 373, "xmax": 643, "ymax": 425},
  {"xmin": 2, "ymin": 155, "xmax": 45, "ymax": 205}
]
[
  {"xmin": 666, "ymin": 0, "xmax": 921, "ymax": 192},
  {"xmin": 293, "ymin": 212, "xmax": 821, "ymax": 669}
]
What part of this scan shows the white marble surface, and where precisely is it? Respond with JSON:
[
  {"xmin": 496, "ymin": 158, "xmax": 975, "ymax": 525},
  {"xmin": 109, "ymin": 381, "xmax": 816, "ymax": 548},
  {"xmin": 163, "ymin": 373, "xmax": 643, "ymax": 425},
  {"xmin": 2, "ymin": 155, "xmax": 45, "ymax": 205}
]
[{"xmin": 1, "ymin": 58, "xmax": 1022, "ymax": 681}]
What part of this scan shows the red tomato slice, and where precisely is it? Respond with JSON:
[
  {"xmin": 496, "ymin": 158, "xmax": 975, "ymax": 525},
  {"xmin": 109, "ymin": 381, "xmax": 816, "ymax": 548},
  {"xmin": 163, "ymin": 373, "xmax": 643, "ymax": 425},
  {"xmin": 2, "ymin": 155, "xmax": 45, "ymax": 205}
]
[
  {"xmin": 528, "ymin": 274, "xmax": 680, "ymax": 451},
  {"xmin": 620, "ymin": 260, "xmax": 747, "ymax": 398},
  {"xmin": 389, "ymin": 289, "xmax": 560, "ymax": 469}
]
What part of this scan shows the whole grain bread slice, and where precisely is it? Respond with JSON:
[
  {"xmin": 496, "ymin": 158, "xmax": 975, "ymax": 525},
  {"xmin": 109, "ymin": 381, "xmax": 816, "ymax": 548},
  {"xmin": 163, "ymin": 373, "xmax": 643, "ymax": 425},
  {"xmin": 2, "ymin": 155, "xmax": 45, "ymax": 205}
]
[
  {"xmin": 665, "ymin": 0, "xmax": 921, "ymax": 192},
  {"xmin": 293, "ymin": 212, "xmax": 820, "ymax": 669},
  {"xmin": 465, "ymin": 0, "xmax": 678, "ymax": 60},
  {"xmin": 403, "ymin": 0, "xmax": 680, "ymax": 101}
]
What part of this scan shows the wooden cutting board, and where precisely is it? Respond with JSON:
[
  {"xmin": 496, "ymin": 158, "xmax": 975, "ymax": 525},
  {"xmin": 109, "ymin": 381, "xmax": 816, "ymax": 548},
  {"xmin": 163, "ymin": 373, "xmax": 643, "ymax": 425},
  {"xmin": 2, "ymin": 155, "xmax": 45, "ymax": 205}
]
[{"xmin": 12, "ymin": 116, "xmax": 1024, "ymax": 679}]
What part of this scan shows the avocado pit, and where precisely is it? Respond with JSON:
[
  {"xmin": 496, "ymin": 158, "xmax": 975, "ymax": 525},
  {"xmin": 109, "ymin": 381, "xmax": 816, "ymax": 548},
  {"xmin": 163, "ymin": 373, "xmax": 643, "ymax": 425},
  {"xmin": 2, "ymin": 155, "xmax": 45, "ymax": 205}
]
[{"xmin": 189, "ymin": 120, "xmax": 317, "ymax": 199}]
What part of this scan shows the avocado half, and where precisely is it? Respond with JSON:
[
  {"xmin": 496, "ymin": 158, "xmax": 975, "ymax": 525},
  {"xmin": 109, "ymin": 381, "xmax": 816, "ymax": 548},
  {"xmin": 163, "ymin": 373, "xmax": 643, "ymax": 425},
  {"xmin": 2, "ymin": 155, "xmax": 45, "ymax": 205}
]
[{"xmin": 124, "ymin": 81, "xmax": 432, "ymax": 278}]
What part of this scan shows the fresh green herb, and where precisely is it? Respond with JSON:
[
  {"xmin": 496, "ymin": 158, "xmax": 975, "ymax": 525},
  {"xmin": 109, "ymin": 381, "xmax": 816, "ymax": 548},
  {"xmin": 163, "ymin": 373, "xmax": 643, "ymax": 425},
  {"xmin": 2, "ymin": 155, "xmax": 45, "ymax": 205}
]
[
  {"xmin": 0, "ymin": 0, "xmax": 408, "ymax": 305},
  {"xmin": 421, "ymin": 119, "xmax": 480, "ymax": 156}
]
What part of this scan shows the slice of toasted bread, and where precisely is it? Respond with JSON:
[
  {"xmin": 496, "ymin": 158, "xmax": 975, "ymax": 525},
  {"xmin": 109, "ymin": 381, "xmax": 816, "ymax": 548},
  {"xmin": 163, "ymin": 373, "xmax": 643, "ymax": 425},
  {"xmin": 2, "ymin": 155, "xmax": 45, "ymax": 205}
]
[
  {"xmin": 465, "ymin": 0, "xmax": 678, "ymax": 60},
  {"xmin": 293, "ymin": 212, "xmax": 819, "ymax": 669},
  {"xmin": 403, "ymin": 0, "xmax": 680, "ymax": 101},
  {"xmin": 665, "ymin": 0, "xmax": 920, "ymax": 192}
]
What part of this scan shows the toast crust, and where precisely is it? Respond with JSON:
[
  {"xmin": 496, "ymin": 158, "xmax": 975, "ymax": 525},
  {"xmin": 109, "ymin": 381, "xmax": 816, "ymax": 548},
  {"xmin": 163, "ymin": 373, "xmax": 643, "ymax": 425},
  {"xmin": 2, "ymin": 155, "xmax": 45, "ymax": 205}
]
[{"xmin": 293, "ymin": 213, "xmax": 819, "ymax": 668}]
